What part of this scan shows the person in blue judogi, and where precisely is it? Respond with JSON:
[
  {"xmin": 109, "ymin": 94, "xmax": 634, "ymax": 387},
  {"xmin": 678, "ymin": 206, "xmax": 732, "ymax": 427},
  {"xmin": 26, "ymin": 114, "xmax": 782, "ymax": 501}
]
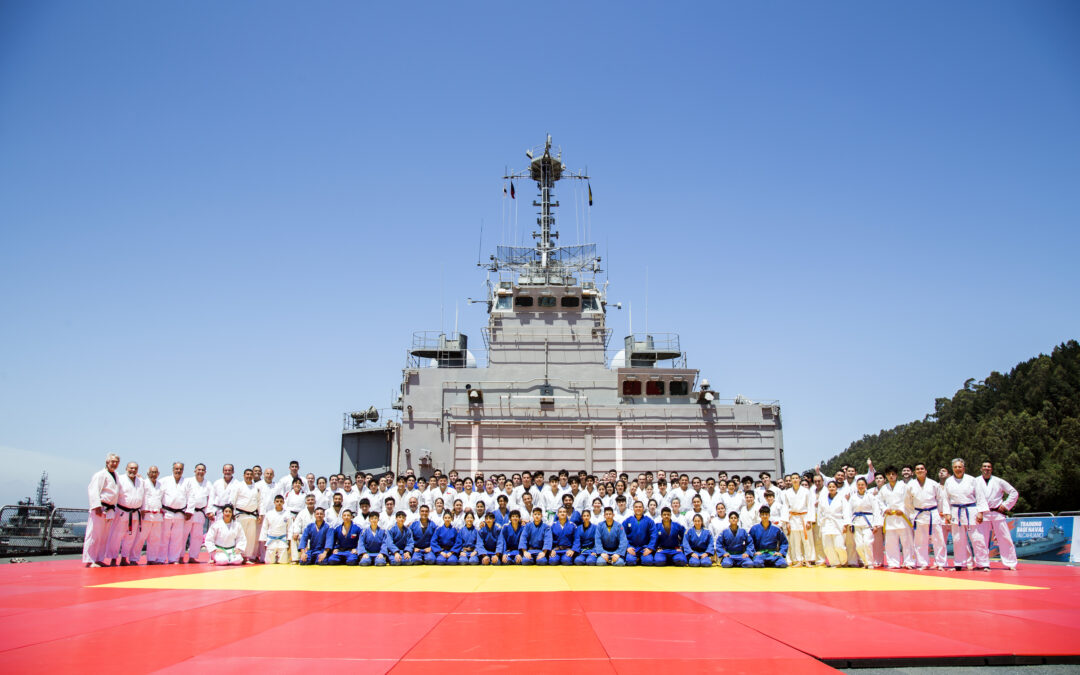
[
  {"xmin": 500, "ymin": 510, "xmax": 526, "ymax": 564},
  {"xmin": 324, "ymin": 510, "xmax": 361, "ymax": 566},
  {"xmin": 717, "ymin": 511, "xmax": 755, "ymax": 568},
  {"xmin": 477, "ymin": 512, "xmax": 503, "ymax": 565},
  {"xmin": 749, "ymin": 505, "xmax": 788, "ymax": 568},
  {"xmin": 550, "ymin": 507, "xmax": 580, "ymax": 565},
  {"xmin": 359, "ymin": 512, "xmax": 390, "ymax": 566},
  {"xmin": 650, "ymin": 507, "xmax": 687, "ymax": 566},
  {"xmin": 409, "ymin": 505, "xmax": 437, "ymax": 565},
  {"xmin": 596, "ymin": 507, "xmax": 628, "ymax": 566},
  {"xmin": 386, "ymin": 511, "xmax": 413, "ymax": 565},
  {"xmin": 458, "ymin": 512, "xmax": 480, "ymax": 565},
  {"xmin": 299, "ymin": 507, "xmax": 331, "ymax": 565},
  {"xmin": 521, "ymin": 508, "xmax": 552, "ymax": 565},
  {"xmin": 682, "ymin": 513, "xmax": 714, "ymax": 567},
  {"xmin": 562, "ymin": 494, "xmax": 584, "ymax": 527},
  {"xmin": 622, "ymin": 501, "xmax": 655, "ymax": 566},
  {"xmin": 493, "ymin": 495, "xmax": 512, "ymax": 528},
  {"xmin": 433, "ymin": 511, "xmax": 461, "ymax": 564},
  {"xmin": 575, "ymin": 508, "xmax": 599, "ymax": 565}
]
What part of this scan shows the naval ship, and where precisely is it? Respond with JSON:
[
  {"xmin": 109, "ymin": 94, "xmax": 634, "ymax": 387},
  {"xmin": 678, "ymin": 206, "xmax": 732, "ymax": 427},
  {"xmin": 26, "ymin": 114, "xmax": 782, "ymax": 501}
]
[{"xmin": 341, "ymin": 137, "xmax": 784, "ymax": 479}]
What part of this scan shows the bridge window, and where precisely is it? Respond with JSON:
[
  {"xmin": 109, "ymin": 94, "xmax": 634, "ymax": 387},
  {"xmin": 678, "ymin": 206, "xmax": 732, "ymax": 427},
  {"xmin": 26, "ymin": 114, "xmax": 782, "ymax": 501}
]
[
  {"xmin": 538, "ymin": 296, "xmax": 557, "ymax": 308},
  {"xmin": 514, "ymin": 296, "xmax": 533, "ymax": 307},
  {"xmin": 495, "ymin": 295, "xmax": 512, "ymax": 310},
  {"xmin": 583, "ymin": 296, "xmax": 599, "ymax": 311},
  {"xmin": 561, "ymin": 296, "xmax": 580, "ymax": 308},
  {"xmin": 646, "ymin": 381, "xmax": 665, "ymax": 396},
  {"xmin": 669, "ymin": 381, "xmax": 689, "ymax": 395},
  {"xmin": 622, "ymin": 380, "xmax": 642, "ymax": 396}
]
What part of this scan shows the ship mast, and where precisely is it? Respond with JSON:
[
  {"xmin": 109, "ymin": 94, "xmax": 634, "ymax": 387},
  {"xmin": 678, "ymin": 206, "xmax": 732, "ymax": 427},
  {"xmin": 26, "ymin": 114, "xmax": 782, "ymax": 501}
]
[{"xmin": 493, "ymin": 135, "xmax": 593, "ymax": 277}]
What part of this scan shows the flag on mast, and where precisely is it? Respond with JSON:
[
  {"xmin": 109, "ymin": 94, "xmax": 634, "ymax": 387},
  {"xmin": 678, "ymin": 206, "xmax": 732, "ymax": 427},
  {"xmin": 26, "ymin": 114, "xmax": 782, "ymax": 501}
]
[
  {"xmin": 588, "ymin": 181, "xmax": 593, "ymax": 206},
  {"xmin": 510, "ymin": 181, "xmax": 516, "ymax": 199}
]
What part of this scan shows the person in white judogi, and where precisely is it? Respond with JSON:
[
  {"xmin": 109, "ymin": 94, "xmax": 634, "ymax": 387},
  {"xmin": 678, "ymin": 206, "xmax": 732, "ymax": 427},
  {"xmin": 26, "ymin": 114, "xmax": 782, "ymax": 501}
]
[
  {"xmin": 325, "ymin": 493, "xmax": 346, "ymax": 529},
  {"xmin": 784, "ymin": 475, "xmax": 815, "ymax": 566},
  {"xmin": 848, "ymin": 478, "xmax": 881, "ymax": 568},
  {"xmin": 944, "ymin": 458, "xmax": 990, "ymax": 570},
  {"xmin": 909, "ymin": 463, "xmax": 949, "ymax": 570},
  {"xmin": 111, "ymin": 462, "xmax": 145, "ymax": 566},
  {"xmin": 289, "ymin": 494, "xmax": 318, "ymax": 562},
  {"xmin": 313, "ymin": 477, "xmax": 333, "ymax": 511},
  {"xmin": 976, "ymin": 460, "xmax": 1019, "ymax": 570},
  {"xmin": 877, "ymin": 466, "xmax": 915, "ymax": 569},
  {"xmin": 261, "ymin": 495, "xmax": 293, "ymax": 564},
  {"xmin": 133, "ymin": 465, "xmax": 165, "ymax": 564},
  {"xmin": 718, "ymin": 481, "xmax": 744, "ymax": 519},
  {"xmin": 816, "ymin": 481, "xmax": 851, "ymax": 567},
  {"xmin": 537, "ymin": 478, "xmax": 563, "ymax": 524},
  {"xmin": 205, "ymin": 505, "xmax": 246, "ymax": 565},
  {"xmin": 159, "ymin": 462, "xmax": 188, "ymax": 564},
  {"xmin": 232, "ymin": 468, "xmax": 263, "ymax": 562},
  {"xmin": 182, "ymin": 463, "xmax": 212, "ymax": 563},
  {"xmin": 210, "ymin": 464, "xmax": 239, "ymax": 521},
  {"xmin": 82, "ymin": 453, "xmax": 121, "ymax": 567}
]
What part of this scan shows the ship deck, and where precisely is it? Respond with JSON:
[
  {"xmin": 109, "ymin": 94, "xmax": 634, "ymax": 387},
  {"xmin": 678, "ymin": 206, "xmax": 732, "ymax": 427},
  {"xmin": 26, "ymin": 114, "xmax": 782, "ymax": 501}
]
[{"xmin": 1, "ymin": 558, "xmax": 1078, "ymax": 673}]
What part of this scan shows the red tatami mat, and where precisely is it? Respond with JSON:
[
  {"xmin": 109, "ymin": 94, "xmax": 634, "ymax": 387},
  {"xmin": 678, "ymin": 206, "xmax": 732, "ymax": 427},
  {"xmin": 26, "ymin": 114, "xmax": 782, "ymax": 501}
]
[{"xmin": 0, "ymin": 560, "xmax": 1078, "ymax": 673}]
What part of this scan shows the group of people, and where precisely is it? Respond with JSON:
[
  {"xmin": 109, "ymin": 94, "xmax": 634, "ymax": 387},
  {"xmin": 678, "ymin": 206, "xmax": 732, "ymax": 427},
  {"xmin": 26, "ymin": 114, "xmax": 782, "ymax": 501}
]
[{"xmin": 82, "ymin": 455, "xmax": 1019, "ymax": 571}]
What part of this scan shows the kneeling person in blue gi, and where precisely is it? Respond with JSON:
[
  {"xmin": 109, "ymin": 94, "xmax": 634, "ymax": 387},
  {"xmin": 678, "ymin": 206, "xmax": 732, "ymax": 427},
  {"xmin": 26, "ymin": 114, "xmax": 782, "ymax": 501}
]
[
  {"xmin": 477, "ymin": 511, "xmax": 503, "ymax": 565},
  {"xmin": 500, "ymin": 510, "xmax": 525, "ymax": 565},
  {"xmin": 521, "ymin": 507, "xmax": 552, "ymax": 565},
  {"xmin": 409, "ymin": 505, "xmax": 437, "ymax": 565},
  {"xmin": 359, "ymin": 512, "xmax": 390, "ymax": 566},
  {"xmin": 550, "ymin": 506, "xmax": 580, "ymax": 565},
  {"xmin": 749, "ymin": 505, "xmax": 788, "ymax": 568},
  {"xmin": 575, "ymin": 509, "xmax": 599, "ymax": 565},
  {"xmin": 717, "ymin": 511, "xmax": 755, "ymax": 568},
  {"xmin": 324, "ymin": 510, "xmax": 361, "ymax": 565},
  {"xmin": 458, "ymin": 512, "xmax": 480, "ymax": 565},
  {"xmin": 433, "ymin": 511, "xmax": 461, "ymax": 564},
  {"xmin": 299, "ymin": 507, "xmax": 331, "ymax": 565},
  {"xmin": 683, "ymin": 513, "xmax": 714, "ymax": 567},
  {"xmin": 386, "ymin": 511, "xmax": 413, "ymax": 565},
  {"xmin": 650, "ymin": 507, "xmax": 687, "ymax": 566},
  {"xmin": 623, "ymin": 500, "xmax": 656, "ymax": 566},
  {"xmin": 596, "ymin": 507, "xmax": 628, "ymax": 566}
]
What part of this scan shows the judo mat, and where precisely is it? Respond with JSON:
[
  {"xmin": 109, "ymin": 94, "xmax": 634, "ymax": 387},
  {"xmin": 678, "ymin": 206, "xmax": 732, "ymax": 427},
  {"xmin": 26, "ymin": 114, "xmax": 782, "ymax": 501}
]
[{"xmin": 0, "ymin": 559, "xmax": 1078, "ymax": 673}]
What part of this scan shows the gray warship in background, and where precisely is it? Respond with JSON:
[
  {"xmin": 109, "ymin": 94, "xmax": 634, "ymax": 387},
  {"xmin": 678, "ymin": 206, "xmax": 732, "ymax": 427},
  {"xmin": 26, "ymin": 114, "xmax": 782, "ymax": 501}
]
[{"xmin": 342, "ymin": 137, "xmax": 784, "ymax": 479}]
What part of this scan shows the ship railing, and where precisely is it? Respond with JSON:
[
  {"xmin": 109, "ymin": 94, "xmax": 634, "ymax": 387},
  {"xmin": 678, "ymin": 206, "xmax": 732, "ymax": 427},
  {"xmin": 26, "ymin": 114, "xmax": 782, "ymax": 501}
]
[
  {"xmin": 406, "ymin": 349, "xmax": 489, "ymax": 369},
  {"xmin": 1012, "ymin": 512, "xmax": 1056, "ymax": 518},
  {"xmin": 0, "ymin": 504, "xmax": 77, "ymax": 555},
  {"xmin": 48, "ymin": 508, "xmax": 89, "ymax": 553},
  {"xmin": 343, "ymin": 408, "xmax": 402, "ymax": 432}
]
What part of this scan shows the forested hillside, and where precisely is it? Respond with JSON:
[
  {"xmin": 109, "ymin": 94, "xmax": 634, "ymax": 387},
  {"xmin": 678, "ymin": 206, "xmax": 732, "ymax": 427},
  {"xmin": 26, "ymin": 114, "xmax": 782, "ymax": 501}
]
[{"xmin": 818, "ymin": 340, "xmax": 1080, "ymax": 512}]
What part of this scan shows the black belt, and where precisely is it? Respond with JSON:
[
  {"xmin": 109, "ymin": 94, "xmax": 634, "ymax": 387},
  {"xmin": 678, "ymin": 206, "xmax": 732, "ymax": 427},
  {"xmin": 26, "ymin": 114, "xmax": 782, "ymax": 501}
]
[
  {"xmin": 118, "ymin": 504, "xmax": 141, "ymax": 531},
  {"xmin": 290, "ymin": 510, "xmax": 301, "ymax": 515},
  {"xmin": 235, "ymin": 507, "xmax": 258, "ymax": 516},
  {"xmin": 163, "ymin": 505, "xmax": 186, "ymax": 514},
  {"xmin": 102, "ymin": 503, "xmax": 116, "ymax": 511},
  {"xmin": 192, "ymin": 507, "xmax": 206, "ymax": 514}
]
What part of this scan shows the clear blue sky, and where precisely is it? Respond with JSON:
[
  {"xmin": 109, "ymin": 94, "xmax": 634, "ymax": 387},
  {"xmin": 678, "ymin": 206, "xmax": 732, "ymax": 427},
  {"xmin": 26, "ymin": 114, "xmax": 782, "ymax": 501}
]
[{"xmin": 2, "ymin": 1, "xmax": 1078, "ymax": 506}]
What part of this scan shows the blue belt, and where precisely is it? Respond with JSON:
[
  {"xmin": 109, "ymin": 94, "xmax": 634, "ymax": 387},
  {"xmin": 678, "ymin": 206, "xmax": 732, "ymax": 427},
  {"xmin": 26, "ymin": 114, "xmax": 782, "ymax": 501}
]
[
  {"xmin": 267, "ymin": 534, "xmax": 287, "ymax": 541},
  {"xmin": 952, "ymin": 502, "xmax": 977, "ymax": 526},
  {"xmin": 914, "ymin": 504, "xmax": 938, "ymax": 530},
  {"xmin": 853, "ymin": 511, "xmax": 874, "ymax": 529}
]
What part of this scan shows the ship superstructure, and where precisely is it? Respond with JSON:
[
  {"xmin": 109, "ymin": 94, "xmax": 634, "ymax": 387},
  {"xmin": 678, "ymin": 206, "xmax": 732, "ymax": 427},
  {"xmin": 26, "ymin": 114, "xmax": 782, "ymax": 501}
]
[{"xmin": 342, "ymin": 137, "xmax": 784, "ymax": 478}]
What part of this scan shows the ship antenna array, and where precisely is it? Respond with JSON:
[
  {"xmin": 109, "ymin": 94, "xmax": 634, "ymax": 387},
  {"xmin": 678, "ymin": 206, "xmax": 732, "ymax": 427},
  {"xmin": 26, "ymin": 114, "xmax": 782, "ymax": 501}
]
[{"xmin": 492, "ymin": 135, "xmax": 594, "ymax": 274}]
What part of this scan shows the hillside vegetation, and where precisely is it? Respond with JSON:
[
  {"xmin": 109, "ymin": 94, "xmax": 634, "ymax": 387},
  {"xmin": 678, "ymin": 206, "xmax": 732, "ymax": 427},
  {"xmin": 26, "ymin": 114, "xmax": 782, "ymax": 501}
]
[{"xmin": 819, "ymin": 340, "xmax": 1080, "ymax": 513}]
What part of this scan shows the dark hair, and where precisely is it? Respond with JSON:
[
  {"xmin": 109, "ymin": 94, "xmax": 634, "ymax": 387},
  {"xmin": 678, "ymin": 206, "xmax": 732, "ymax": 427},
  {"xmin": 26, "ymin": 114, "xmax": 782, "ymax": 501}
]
[{"xmin": 758, "ymin": 505, "xmax": 771, "ymax": 515}]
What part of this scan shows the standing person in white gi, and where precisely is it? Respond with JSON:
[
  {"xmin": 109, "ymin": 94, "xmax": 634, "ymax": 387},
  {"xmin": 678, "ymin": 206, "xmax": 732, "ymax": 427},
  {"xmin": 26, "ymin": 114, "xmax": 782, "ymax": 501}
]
[
  {"xmin": 944, "ymin": 458, "xmax": 990, "ymax": 571},
  {"xmin": 134, "ymin": 465, "xmax": 165, "ymax": 564},
  {"xmin": 110, "ymin": 461, "xmax": 145, "ymax": 566},
  {"xmin": 261, "ymin": 495, "xmax": 293, "ymax": 564},
  {"xmin": 160, "ymin": 462, "xmax": 188, "ymax": 564},
  {"xmin": 784, "ymin": 474, "xmax": 814, "ymax": 566},
  {"xmin": 909, "ymin": 462, "xmax": 948, "ymax": 570},
  {"xmin": 182, "ymin": 463, "xmax": 212, "ymax": 563},
  {"xmin": 210, "ymin": 464, "xmax": 239, "ymax": 523},
  {"xmin": 848, "ymin": 478, "xmax": 881, "ymax": 569},
  {"xmin": 976, "ymin": 460, "xmax": 1019, "ymax": 570},
  {"xmin": 205, "ymin": 505, "xmax": 246, "ymax": 565},
  {"xmin": 816, "ymin": 481, "xmax": 851, "ymax": 567},
  {"xmin": 83, "ymin": 453, "xmax": 121, "ymax": 567},
  {"xmin": 877, "ymin": 466, "xmax": 915, "ymax": 569},
  {"xmin": 233, "ymin": 468, "xmax": 262, "ymax": 563}
]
